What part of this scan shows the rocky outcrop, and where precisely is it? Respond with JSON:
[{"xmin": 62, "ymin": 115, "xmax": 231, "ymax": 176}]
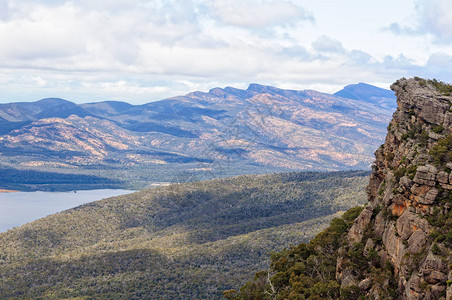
[{"xmin": 338, "ymin": 78, "xmax": 452, "ymax": 299}]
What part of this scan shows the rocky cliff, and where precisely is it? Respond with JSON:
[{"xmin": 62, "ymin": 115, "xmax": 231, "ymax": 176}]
[
  {"xmin": 226, "ymin": 78, "xmax": 452, "ymax": 300},
  {"xmin": 340, "ymin": 77, "xmax": 452, "ymax": 299}
]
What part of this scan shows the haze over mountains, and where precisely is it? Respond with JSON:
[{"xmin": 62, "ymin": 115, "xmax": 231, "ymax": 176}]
[{"xmin": 0, "ymin": 83, "xmax": 395, "ymax": 190}]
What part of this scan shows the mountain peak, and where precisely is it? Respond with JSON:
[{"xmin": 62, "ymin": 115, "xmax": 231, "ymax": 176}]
[
  {"xmin": 246, "ymin": 83, "xmax": 276, "ymax": 93},
  {"xmin": 208, "ymin": 87, "xmax": 227, "ymax": 97},
  {"xmin": 36, "ymin": 98, "xmax": 74, "ymax": 107},
  {"xmin": 34, "ymin": 98, "xmax": 92, "ymax": 119},
  {"xmin": 246, "ymin": 83, "xmax": 265, "ymax": 91},
  {"xmin": 246, "ymin": 83, "xmax": 289, "ymax": 96},
  {"xmin": 334, "ymin": 82, "xmax": 397, "ymax": 109},
  {"xmin": 334, "ymin": 82, "xmax": 395, "ymax": 99}
]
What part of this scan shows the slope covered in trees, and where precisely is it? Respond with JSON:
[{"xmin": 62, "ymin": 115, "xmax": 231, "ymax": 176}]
[
  {"xmin": 0, "ymin": 171, "xmax": 368, "ymax": 299},
  {"xmin": 223, "ymin": 206, "xmax": 365, "ymax": 299}
]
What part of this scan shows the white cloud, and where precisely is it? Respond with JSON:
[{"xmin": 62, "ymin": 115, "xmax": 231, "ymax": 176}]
[
  {"xmin": 427, "ymin": 52, "xmax": 452, "ymax": 67},
  {"xmin": 416, "ymin": 0, "xmax": 452, "ymax": 43},
  {"xmin": 97, "ymin": 80, "xmax": 171, "ymax": 95},
  {"xmin": 388, "ymin": 0, "xmax": 452, "ymax": 44},
  {"xmin": 32, "ymin": 76, "xmax": 47, "ymax": 87},
  {"xmin": 312, "ymin": 36, "xmax": 344, "ymax": 53},
  {"xmin": 348, "ymin": 50, "xmax": 373, "ymax": 65},
  {"xmin": 0, "ymin": 0, "xmax": 449, "ymax": 103},
  {"xmin": 207, "ymin": 0, "xmax": 313, "ymax": 28},
  {"xmin": 0, "ymin": 1, "xmax": 204, "ymax": 70},
  {"xmin": 0, "ymin": 4, "xmax": 85, "ymax": 61},
  {"xmin": 0, "ymin": 0, "xmax": 11, "ymax": 20}
]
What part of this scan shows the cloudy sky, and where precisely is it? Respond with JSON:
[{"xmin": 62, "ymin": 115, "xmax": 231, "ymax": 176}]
[{"xmin": 0, "ymin": 0, "xmax": 451, "ymax": 104}]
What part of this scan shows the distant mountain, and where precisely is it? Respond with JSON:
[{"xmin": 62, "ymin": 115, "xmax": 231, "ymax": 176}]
[
  {"xmin": 334, "ymin": 82, "xmax": 397, "ymax": 109},
  {"xmin": 0, "ymin": 98, "xmax": 92, "ymax": 122},
  {"xmin": 0, "ymin": 83, "xmax": 394, "ymax": 189},
  {"xmin": 0, "ymin": 171, "xmax": 369, "ymax": 299}
]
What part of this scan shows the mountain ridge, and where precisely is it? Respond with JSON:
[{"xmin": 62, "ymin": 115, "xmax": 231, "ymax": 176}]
[{"xmin": 0, "ymin": 83, "xmax": 394, "ymax": 190}]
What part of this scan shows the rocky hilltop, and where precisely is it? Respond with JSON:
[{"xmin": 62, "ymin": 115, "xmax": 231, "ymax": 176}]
[
  {"xmin": 228, "ymin": 78, "xmax": 452, "ymax": 299},
  {"xmin": 340, "ymin": 77, "xmax": 452, "ymax": 299}
]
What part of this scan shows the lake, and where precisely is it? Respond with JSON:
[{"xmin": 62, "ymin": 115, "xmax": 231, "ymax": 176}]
[{"xmin": 0, "ymin": 189, "xmax": 134, "ymax": 233}]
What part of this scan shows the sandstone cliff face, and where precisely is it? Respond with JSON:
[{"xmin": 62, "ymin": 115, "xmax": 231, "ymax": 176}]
[{"xmin": 338, "ymin": 78, "xmax": 452, "ymax": 299}]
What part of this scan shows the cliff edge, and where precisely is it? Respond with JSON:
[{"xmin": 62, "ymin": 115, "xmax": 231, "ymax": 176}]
[
  {"xmin": 227, "ymin": 78, "xmax": 452, "ymax": 299},
  {"xmin": 340, "ymin": 77, "xmax": 452, "ymax": 299}
]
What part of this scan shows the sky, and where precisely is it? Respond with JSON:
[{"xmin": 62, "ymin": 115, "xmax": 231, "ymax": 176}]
[{"xmin": 0, "ymin": 0, "xmax": 451, "ymax": 104}]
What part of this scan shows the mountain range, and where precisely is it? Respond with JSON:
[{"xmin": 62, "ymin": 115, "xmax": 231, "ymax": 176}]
[{"xmin": 0, "ymin": 83, "xmax": 395, "ymax": 190}]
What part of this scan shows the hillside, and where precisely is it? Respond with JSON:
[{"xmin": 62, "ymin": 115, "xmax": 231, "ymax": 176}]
[
  {"xmin": 0, "ymin": 171, "xmax": 368, "ymax": 299},
  {"xmin": 0, "ymin": 83, "xmax": 393, "ymax": 190},
  {"xmin": 229, "ymin": 78, "xmax": 452, "ymax": 299}
]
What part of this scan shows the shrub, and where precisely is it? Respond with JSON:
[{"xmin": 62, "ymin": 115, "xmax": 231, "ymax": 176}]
[
  {"xmin": 429, "ymin": 135, "xmax": 452, "ymax": 166},
  {"xmin": 340, "ymin": 286, "xmax": 361, "ymax": 300},
  {"xmin": 406, "ymin": 165, "xmax": 417, "ymax": 179},
  {"xmin": 394, "ymin": 167, "xmax": 406, "ymax": 181},
  {"xmin": 386, "ymin": 153, "xmax": 395, "ymax": 162},
  {"xmin": 432, "ymin": 125, "xmax": 444, "ymax": 134},
  {"xmin": 428, "ymin": 79, "xmax": 452, "ymax": 96},
  {"xmin": 432, "ymin": 243, "xmax": 441, "ymax": 255}
]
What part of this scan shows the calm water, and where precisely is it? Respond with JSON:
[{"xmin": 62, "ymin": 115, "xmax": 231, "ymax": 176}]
[{"xmin": 0, "ymin": 189, "xmax": 134, "ymax": 233}]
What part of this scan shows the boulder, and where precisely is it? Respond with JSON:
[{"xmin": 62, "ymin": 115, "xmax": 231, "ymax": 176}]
[
  {"xmin": 407, "ymin": 230, "xmax": 428, "ymax": 253},
  {"xmin": 419, "ymin": 187, "xmax": 438, "ymax": 205},
  {"xmin": 419, "ymin": 252, "xmax": 448, "ymax": 285},
  {"xmin": 383, "ymin": 224, "xmax": 406, "ymax": 267},
  {"xmin": 413, "ymin": 165, "xmax": 437, "ymax": 186},
  {"xmin": 439, "ymin": 183, "xmax": 452, "ymax": 190},
  {"xmin": 418, "ymin": 98, "xmax": 448, "ymax": 125},
  {"xmin": 410, "ymin": 184, "xmax": 438, "ymax": 205},
  {"xmin": 348, "ymin": 205, "xmax": 373, "ymax": 244},
  {"xmin": 359, "ymin": 278, "xmax": 372, "ymax": 290},
  {"xmin": 400, "ymin": 176, "xmax": 414, "ymax": 189},
  {"xmin": 430, "ymin": 284, "xmax": 447, "ymax": 300},
  {"xmin": 340, "ymin": 270, "xmax": 358, "ymax": 288},
  {"xmin": 396, "ymin": 209, "xmax": 429, "ymax": 240},
  {"xmin": 363, "ymin": 238, "xmax": 375, "ymax": 257},
  {"xmin": 437, "ymin": 171, "xmax": 449, "ymax": 184},
  {"xmin": 373, "ymin": 211, "xmax": 386, "ymax": 237}
]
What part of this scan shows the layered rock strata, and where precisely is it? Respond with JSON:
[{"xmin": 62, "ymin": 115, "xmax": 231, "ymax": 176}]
[{"xmin": 338, "ymin": 78, "xmax": 452, "ymax": 299}]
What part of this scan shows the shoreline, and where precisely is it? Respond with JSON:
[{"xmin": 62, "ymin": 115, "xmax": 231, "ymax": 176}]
[{"xmin": 0, "ymin": 189, "xmax": 18, "ymax": 193}]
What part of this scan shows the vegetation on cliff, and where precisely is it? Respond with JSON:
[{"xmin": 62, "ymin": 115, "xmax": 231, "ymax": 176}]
[
  {"xmin": 229, "ymin": 77, "xmax": 452, "ymax": 299},
  {"xmin": 415, "ymin": 77, "xmax": 452, "ymax": 96},
  {"xmin": 223, "ymin": 206, "xmax": 364, "ymax": 299}
]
